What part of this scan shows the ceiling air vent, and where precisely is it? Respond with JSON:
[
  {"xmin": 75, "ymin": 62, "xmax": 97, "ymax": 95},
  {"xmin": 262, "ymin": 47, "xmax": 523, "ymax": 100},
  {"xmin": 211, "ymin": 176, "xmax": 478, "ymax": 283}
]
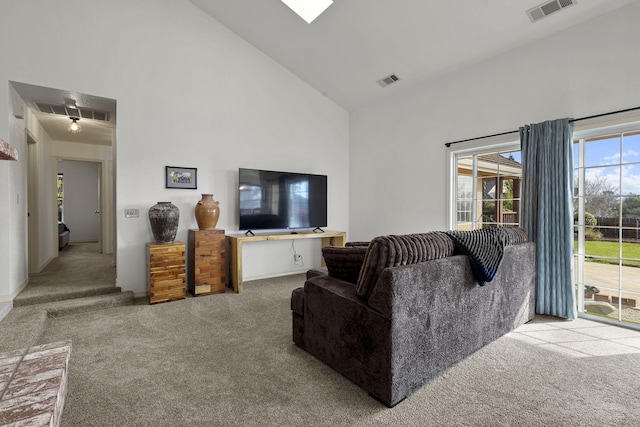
[
  {"xmin": 376, "ymin": 74, "xmax": 400, "ymax": 88},
  {"xmin": 527, "ymin": 0, "xmax": 576, "ymax": 23},
  {"xmin": 34, "ymin": 102, "xmax": 109, "ymax": 122}
]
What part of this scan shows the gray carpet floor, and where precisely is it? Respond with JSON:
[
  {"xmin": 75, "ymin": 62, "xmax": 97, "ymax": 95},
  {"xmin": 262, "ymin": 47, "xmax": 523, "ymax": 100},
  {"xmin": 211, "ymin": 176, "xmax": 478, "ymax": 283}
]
[
  {"xmin": 1, "ymin": 252, "xmax": 640, "ymax": 425},
  {"xmin": 13, "ymin": 242, "xmax": 117, "ymax": 306}
]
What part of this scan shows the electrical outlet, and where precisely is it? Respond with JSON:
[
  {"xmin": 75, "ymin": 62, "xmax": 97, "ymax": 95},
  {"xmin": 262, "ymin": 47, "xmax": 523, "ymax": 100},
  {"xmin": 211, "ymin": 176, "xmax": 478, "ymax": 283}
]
[{"xmin": 124, "ymin": 208, "xmax": 139, "ymax": 218}]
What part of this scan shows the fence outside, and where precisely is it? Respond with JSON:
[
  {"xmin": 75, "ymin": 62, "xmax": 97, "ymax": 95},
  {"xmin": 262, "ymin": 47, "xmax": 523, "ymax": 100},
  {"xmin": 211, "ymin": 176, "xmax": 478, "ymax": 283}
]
[{"xmin": 594, "ymin": 217, "xmax": 640, "ymax": 240}]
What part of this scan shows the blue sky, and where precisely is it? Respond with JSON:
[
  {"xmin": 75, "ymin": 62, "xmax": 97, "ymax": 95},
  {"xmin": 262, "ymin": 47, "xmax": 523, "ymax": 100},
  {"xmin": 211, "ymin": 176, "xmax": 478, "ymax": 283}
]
[
  {"xmin": 575, "ymin": 133, "xmax": 640, "ymax": 195},
  {"xmin": 499, "ymin": 133, "xmax": 640, "ymax": 196}
]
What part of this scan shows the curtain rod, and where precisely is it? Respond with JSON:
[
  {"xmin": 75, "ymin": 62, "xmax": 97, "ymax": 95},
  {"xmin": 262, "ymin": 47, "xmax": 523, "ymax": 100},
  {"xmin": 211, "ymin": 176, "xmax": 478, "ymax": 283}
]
[{"xmin": 444, "ymin": 105, "xmax": 640, "ymax": 148}]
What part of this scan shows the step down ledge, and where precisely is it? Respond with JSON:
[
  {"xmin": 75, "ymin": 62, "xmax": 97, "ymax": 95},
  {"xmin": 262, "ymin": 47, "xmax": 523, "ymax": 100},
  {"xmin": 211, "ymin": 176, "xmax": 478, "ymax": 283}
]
[
  {"xmin": 44, "ymin": 292, "xmax": 135, "ymax": 318},
  {"xmin": 13, "ymin": 286, "xmax": 123, "ymax": 307}
]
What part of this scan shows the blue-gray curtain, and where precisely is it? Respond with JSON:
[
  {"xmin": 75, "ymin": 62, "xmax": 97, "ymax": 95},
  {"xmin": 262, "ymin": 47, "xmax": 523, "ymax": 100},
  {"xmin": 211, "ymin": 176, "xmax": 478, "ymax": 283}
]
[{"xmin": 520, "ymin": 118, "xmax": 576, "ymax": 319}]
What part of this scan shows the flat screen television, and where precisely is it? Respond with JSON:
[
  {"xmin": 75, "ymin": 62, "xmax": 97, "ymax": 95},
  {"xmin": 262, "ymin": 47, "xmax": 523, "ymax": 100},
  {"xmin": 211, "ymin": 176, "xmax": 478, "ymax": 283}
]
[{"xmin": 239, "ymin": 168, "xmax": 327, "ymax": 232}]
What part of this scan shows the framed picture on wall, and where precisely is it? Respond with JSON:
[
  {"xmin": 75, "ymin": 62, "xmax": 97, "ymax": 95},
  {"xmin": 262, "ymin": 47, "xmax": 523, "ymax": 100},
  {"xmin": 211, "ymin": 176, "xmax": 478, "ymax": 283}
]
[{"xmin": 165, "ymin": 166, "xmax": 197, "ymax": 189}]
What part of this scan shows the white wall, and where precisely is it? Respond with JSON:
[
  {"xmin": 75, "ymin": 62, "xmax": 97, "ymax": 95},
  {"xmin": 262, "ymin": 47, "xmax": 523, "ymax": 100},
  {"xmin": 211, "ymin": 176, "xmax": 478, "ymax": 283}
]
[
  {"xmin": 0, "ymin": 86, "xmax": 28, "ymax": 300},
  {"xmin": 25, "ymin": 106, "xmax": 56, "ymax": 273},
  {"xmin": 0, "ymin": 0, "xmax": 350, "ymax": 297},
  {"xmin": 52, "ymin": 140, "xmax": 113, "ymax": 161},
  {"xmin": 349, "ymin": 1, "xmax": 640, "ymax": 241}
]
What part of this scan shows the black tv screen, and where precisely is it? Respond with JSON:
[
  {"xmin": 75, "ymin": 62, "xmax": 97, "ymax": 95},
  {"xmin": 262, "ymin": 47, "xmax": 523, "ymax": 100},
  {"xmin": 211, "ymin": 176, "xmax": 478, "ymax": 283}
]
[{"xmin": 239, "ymin": 168, "xmax": 327, "ymax": 231}]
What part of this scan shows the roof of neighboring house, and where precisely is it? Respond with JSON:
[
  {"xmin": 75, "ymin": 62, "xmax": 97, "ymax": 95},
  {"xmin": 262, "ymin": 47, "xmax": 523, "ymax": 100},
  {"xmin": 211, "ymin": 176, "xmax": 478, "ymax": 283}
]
[{"xmin": 477, "ymin": 153, "xmax": 522, "ymax": 169}]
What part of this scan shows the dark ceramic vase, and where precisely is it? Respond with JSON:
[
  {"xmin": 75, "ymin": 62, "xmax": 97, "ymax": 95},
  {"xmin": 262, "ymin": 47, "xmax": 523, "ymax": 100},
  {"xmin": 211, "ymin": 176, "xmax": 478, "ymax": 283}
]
[{"xmin": 148, "ymin": 202, "xmax": 180, "ymax": 244}]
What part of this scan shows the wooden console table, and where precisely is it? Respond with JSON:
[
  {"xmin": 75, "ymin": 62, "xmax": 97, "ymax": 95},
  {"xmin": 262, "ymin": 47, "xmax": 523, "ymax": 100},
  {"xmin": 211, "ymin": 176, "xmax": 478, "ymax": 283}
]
[{"xmin": 226, "ymin": 230, "xmax": 346, "ymax": 293}]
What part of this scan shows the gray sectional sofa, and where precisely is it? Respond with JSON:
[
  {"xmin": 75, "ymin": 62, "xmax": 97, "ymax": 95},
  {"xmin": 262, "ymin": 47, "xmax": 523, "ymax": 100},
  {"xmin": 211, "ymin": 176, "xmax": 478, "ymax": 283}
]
[{"xmin": 291, "ymin": 229, "xmax": 536, "ymax": 407}]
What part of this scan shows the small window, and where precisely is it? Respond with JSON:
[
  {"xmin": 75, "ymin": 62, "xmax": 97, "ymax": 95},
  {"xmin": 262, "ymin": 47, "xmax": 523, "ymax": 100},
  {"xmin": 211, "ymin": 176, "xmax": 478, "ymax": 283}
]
[
  {"xmin": 451, "ymin": 146, "xmax": 522, "ymax": 230},
  {"xmin": 57, "ymin": 173, "xmax": 64, "ymax": 222}
]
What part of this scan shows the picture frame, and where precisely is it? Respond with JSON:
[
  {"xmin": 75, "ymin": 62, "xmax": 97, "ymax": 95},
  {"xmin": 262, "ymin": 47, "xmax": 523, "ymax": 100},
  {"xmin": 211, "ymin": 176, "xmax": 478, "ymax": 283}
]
[{"xmin": 165, "ymin": 166, "xmax": 197, "ymax": 189}]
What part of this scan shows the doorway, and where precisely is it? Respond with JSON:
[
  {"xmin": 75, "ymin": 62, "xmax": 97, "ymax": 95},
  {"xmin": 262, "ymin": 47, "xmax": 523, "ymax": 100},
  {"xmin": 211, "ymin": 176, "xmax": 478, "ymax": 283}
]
[
  {"xmin": 12, "ymin": 81, "xmax": 117, "ymax": 303},
  {"xmin": 57, "ymin": 159, "xmax": 102, "ymax": 249}
]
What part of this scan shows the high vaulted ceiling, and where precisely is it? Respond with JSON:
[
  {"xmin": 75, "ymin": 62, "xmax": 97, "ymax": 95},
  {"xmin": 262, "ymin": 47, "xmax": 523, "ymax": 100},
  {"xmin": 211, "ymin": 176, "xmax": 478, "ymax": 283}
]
[
  {"xmin": 12, "ymin": 1, "xmax": 639, "ymax": 147},
  {"xmin": 189, "ymin": 0, "xmax": 638, "ymax": 111}
]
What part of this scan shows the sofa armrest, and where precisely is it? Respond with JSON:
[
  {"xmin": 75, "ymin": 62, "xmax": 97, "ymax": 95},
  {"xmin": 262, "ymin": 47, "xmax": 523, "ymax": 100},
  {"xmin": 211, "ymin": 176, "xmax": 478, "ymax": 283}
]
[
  {"xmin": 306, "ymin": 267, "xmax": 327, "ymax": 280},
  {"xmin": 302, "ymin": 274, "xmax": 393, "ymax": 403}
]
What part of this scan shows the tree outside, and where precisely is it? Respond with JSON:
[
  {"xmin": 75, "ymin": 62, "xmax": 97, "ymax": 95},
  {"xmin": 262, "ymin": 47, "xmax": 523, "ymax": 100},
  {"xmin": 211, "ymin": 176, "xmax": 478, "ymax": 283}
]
[
  {"xmin": 623, "ymin": 196, "xmax": 640, "ymax": 218},
  {"xmin": 582, "ymin": 176, "xmax": 618, "ymax": 217}
]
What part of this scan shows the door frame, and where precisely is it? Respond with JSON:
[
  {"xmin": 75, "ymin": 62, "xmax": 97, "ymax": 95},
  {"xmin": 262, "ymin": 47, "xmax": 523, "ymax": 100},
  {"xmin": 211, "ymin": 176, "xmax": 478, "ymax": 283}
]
[
  {"xmin": 26, "ymin": 131, "xmax": 39, "ymax": 274},
  {"xmin": 54, "ymin": 156, "xmax": 114, "ymax": 255}
]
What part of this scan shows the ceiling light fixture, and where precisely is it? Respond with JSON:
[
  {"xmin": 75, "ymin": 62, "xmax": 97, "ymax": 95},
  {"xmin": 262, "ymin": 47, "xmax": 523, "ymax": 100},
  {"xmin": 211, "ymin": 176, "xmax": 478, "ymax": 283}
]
[
  {"xmin": 281, "ymin": 0, "xmax": 333, "ymax": 24},
  {"xmin": 68, "ymin": 117, "xmax": 81, "ymax": 133}
]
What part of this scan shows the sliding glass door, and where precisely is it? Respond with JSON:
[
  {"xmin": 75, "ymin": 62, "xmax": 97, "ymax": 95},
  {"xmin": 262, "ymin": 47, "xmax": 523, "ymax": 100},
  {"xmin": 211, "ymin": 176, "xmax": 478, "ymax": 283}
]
[{"xmin": 574, "ymin": 127, "xmax": 640, "ymax": 327}]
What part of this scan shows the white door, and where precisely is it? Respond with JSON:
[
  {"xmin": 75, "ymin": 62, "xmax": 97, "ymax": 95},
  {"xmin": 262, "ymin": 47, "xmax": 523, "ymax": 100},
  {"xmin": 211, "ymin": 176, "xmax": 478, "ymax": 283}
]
[{"xmin": 57, "ymin": 160, "xmax": 101, "ymax": 244}]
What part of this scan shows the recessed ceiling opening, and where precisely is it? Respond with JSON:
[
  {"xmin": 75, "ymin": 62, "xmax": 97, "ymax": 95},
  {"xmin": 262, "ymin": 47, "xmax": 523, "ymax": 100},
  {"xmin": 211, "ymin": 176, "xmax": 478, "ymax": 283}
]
[{"xmin": 281, "ymin": 0, "xmax": 333, "ymax": 24}]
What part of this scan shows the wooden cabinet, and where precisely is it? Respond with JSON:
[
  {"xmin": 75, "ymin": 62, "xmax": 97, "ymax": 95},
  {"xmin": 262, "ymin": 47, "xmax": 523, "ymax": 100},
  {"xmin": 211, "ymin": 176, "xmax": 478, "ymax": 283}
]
[
  {"xmin": 188, "ymin": 229, "xmax": 226, "ymax": 296},
  {"xmin": 147, "ymin": 242, "xmax": 186, "ymax": 304}
]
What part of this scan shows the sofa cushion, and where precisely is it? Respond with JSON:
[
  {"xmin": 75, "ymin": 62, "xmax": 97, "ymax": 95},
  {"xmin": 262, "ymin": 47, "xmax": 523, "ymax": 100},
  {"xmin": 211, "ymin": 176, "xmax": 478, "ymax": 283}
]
[
  {"xmin": 322, "ymin": 245, "xmax": 368, "ymax": 285},
  {"xmin": 501, "ymin": 226, "xmax": 528, "ymax": 245},
  {"xmin": 356, "ymin": 232, "xmax": 455, "ymax": 300}
]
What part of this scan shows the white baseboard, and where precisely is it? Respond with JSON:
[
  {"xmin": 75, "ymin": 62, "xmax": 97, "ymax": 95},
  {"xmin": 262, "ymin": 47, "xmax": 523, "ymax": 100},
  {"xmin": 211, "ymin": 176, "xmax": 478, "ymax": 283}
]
[
  {"xmin": 0, "ymin": 280, "xmax": 28, "ymax": 303},
  {"xmin": 0, "ymin": 301, "xmax": 13, "ymax": 322},
  {"xmin": 38, "ymin": 255, "xmax": 55, "ymax": 273},
  {"xmin": 242, "ymin": 269, "xmax": 310, "ymax": 282}
]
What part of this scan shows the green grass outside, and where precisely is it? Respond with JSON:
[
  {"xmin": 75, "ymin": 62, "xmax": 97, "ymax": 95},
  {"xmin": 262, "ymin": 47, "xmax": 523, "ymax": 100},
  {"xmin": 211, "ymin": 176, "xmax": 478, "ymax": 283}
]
[{"xmin": 574, "ymin": 240, "xmax": 640, "ymax": 268}]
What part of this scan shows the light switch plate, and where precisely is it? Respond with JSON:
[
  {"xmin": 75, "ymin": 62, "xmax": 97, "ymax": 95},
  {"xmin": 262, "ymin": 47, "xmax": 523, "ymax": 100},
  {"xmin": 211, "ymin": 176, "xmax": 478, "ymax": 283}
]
[{"xmin": 124, "ymin": 208, "xmax": 139, "ymax": 218}]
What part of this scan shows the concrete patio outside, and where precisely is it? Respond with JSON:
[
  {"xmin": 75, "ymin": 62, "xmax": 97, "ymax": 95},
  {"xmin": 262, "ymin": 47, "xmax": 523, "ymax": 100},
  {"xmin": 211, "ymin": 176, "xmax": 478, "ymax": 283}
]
[{"xmin": 579, "ymin": 261, "xmax": 640, "ymax": 324}]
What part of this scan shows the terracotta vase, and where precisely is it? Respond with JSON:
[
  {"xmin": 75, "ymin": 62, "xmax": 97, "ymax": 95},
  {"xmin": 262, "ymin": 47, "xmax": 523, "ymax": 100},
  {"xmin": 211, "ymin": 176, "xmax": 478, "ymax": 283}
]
[
  {"xmin": 195, "ymin": 194, "xmax": 220, "ymax": 230},
  {"xmin": 148, "ymin": 202, "xmax": 180, "ymax": 243}
]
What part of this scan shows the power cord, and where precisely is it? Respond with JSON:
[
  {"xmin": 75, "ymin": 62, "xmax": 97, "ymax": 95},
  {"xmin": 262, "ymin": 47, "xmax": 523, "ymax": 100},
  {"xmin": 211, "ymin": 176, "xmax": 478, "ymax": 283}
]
[{"xmin": 290, "ymin": 240, "xmax": 304, "ymax": 266}]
